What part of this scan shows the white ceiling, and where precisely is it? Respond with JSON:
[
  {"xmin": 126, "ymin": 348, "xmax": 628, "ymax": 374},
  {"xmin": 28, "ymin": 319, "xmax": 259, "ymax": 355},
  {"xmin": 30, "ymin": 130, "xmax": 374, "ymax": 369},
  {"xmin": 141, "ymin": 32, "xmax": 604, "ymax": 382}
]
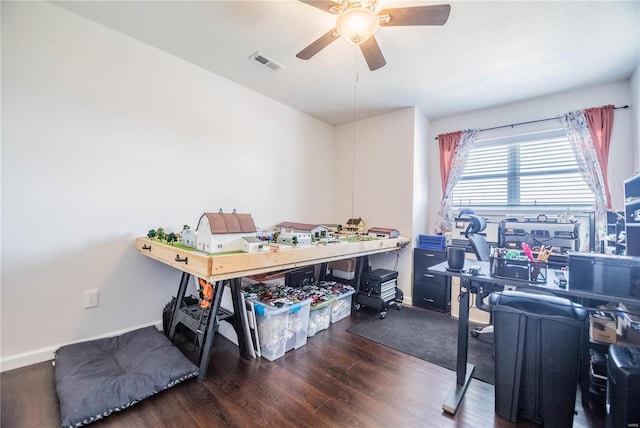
[{"xmin": 53, "ymin": 0, "xmax": 640, "ymax": 126}]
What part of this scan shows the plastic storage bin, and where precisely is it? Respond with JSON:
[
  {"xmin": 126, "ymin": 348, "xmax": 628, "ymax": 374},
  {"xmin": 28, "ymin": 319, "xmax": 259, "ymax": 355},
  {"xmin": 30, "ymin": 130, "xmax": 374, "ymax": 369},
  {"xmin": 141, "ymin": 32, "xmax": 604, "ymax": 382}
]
[
  {"xmin": 307, "ymin": 299, "xmax": 333, "ymax": 337},
  {"xmin": 252, "ymin": 298, "xmax": 311, "ymax": 361},
  {"xmin": 327, "ymin": 259, "xmax": 356, "ymax": 280},
  {"xmin": 330, "ymin": 290, "xmax": 355, "ymax": 323},
  {"xmin": 490, "ymin": 290, "xmax": 587, "ymax": 428}
]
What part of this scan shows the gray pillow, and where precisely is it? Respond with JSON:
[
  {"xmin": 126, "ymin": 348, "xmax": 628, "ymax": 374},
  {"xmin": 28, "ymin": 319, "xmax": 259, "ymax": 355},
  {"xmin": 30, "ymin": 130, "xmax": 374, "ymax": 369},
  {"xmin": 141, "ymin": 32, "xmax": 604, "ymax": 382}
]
[{"xmin": 54, "ymin": 326, "xmax": 198, "ymax": 427}]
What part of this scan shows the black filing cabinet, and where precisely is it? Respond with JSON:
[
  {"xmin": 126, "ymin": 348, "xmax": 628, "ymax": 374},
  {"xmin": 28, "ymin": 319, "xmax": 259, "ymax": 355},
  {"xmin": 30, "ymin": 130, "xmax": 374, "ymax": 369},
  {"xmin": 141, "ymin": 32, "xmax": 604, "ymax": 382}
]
[{"xmin": 413, "ymin": 248, "xmax": 451, "ymax": 313}]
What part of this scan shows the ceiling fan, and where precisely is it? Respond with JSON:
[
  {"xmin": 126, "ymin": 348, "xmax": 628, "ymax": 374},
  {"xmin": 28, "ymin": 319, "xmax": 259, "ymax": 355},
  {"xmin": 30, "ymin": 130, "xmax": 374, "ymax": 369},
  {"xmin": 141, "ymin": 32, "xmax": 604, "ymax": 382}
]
[{"xmin": 296, "ymin": 0, "xmax": 451, "ymax": 71}]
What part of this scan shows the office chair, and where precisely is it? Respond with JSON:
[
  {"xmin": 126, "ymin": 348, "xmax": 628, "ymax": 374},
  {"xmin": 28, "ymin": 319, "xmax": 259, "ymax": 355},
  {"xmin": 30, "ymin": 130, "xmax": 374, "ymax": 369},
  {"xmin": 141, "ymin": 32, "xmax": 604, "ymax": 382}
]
[{"xmin": 464, "ymin": 214, "xmax": 495, "ymax": 337}]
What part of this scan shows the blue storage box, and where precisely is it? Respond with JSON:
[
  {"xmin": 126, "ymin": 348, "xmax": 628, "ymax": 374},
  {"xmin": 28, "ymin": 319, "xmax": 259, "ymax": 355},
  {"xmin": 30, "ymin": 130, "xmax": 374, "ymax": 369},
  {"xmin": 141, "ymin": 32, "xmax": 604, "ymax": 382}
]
[{"xmin": 418, "ymin": 234, "xmax": 446, "ymax": 250}]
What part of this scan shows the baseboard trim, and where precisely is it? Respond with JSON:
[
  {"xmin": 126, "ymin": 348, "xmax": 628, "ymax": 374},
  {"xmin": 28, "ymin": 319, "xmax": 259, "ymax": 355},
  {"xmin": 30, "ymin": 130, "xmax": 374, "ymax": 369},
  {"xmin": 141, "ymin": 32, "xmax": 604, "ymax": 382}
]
[{"xmin": 0, "ymin": 321, "xmax": 163, "ymax": 373}]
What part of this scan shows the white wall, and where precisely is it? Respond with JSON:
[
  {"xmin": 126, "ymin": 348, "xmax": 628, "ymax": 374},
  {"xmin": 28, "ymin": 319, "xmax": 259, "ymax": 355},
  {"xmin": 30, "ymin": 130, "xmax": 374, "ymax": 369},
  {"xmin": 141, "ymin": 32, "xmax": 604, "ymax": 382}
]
[
  {"xmin": 1, "ymin": 2, "xmax": 334, "ymax": 370},
  {"xmin": 426, "ymin": 80, "xmax": 635, "ymax": 232},
  {"xmin": 412, "ymin": 110, "xmax": 431, "ymax": 237},
  {"xmin": 333, "ymin": 107, "xmax": 421, "ymax": 303}
]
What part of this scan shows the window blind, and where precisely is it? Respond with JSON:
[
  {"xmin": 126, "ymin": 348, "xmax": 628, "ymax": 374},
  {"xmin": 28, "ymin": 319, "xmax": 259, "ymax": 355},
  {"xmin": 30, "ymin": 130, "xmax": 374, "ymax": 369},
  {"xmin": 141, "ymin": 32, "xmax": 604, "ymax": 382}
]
[{"xmin": 450, "ymin": 129, "xmax": 595, "ymax": 208}]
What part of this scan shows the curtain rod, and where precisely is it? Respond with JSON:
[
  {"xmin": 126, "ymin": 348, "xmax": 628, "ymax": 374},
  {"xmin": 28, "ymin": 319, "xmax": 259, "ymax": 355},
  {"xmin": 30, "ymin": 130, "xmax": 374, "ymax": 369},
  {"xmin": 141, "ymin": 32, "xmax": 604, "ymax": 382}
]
[{"xmin": 434, "ymin": 105, "xmax": 629, "ymax": 140}]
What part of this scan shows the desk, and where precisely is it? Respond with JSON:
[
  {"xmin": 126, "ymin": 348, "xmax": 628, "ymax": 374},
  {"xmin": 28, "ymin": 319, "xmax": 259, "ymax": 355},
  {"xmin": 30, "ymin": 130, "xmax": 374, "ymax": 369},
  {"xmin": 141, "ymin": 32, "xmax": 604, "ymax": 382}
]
[
  {"xmin": 136, "ymin": 236, "xmax": 408, "ymax": 380},
  {"xmin": 429, "ymin": 259, "xmax": 640, "ymax": 415}
]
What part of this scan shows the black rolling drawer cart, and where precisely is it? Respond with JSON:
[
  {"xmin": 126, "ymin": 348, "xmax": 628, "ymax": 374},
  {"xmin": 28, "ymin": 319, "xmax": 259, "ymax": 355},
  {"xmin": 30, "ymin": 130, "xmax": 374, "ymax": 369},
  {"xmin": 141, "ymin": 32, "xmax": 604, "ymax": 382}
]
[{"xmin": 413, "ymin": 248, "xmax": 451, "ymax": 313}]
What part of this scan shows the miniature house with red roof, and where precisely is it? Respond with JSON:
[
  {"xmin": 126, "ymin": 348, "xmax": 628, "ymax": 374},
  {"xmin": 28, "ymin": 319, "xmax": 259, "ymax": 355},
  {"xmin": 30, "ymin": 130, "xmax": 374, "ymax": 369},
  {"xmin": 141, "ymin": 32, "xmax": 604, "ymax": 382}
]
[
  {"xmin": 195, "ymin": 211, "xmax": 257, "ymax": 253},
  {"xmin": 367, "ymin": 227, "xmax": 400, "ymax": 239}
]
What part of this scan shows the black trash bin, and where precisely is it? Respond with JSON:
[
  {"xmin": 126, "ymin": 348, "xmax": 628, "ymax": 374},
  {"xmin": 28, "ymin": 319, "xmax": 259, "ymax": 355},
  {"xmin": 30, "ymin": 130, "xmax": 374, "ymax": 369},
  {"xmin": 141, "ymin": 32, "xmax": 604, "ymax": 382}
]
[
  {"xmin": 490, "ymin": 290, "xmax": 587, "ymax": 428},
  {"xmin": 606, "ymin": 345, "xmax": 640, "ymax": 428}
]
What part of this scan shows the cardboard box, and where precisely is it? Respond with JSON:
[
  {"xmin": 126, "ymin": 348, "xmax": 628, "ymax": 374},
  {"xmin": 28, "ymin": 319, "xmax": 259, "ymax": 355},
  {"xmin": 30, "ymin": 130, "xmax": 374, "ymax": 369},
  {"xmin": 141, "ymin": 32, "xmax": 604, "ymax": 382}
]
[
  {"xmin": 618, "ymin": 306, "xmax": 640, "ymax": 345},
  {"xmin": 328, "ymin": 258, "xmax": 356, "ymax": 273},
  {"xmin": 590, "ymin": 312, "xmax": 617, "ymax": 344}
]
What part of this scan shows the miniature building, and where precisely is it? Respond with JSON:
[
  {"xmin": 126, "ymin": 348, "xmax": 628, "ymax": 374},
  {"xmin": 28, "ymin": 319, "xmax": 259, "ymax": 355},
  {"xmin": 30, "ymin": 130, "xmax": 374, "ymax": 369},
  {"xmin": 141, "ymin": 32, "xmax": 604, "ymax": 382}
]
[
  {"xmin": 242, "ymin": 236, "xmax": 264, "ymax": 253},
  {"xmin": 277, "ymin": 232, "xmax": 312, "ymax": 246},
  {"xmin": 321, "ymin": 224, "xmax": 341, "ymax": 234},
  {"xmin": 276, "ymin": 221, "xmax": 328, "ymax": 239},
  {"xmin": 344, "ymin": 217, "xmax": 365, "ymax": 234},
  {"xmin": 195, "ymin": 212, "xmax": 257, "ymax": 253},
  {"xmin": 367, "ymin": 227, "xmax": 400, "ymax": 239},
  {"xmin": 181, "ymin": 228, "xmax": 196, "ymax": 248}
]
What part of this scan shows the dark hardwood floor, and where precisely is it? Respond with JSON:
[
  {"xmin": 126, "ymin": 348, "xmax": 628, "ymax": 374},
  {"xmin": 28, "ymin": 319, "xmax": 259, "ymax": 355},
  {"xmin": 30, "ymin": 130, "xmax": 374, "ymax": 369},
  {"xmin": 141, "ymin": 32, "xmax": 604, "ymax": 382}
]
[{"xmin": 1, "ymin": 307, "xmax": 606, "ymax": 427}]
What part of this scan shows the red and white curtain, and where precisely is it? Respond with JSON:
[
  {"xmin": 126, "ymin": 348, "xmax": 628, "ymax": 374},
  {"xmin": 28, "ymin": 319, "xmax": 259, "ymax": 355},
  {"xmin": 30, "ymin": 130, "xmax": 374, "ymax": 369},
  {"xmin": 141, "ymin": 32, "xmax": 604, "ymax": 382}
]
[
  {"xmin": 435, "ymin": 129, "xmax": 479, "ymax": 234},
  {"xmin": 561, "ymin": 105, "xmax": 614, "ymax": 250}
]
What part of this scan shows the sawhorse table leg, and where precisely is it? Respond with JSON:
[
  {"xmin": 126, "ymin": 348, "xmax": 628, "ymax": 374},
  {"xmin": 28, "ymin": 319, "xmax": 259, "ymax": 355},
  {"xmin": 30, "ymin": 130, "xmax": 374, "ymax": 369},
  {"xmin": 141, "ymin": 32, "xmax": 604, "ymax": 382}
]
[
  {"xmin": 168, "ymin": 271, "xmax": 191, "ymax": 341},
  {"xmin": 443, "ymin": 277, "xmax": 475, "ymax": 415},
  {"xmin": 228, "ymin": 277, "xmax": 251, "ymax": 359},
  {"xmin": 167, "ymin": 273, "xmax": 252, "ymax": 381},
  {"xmin": 196, "ymin": 280, "xmax": 225, "ymax": 381}
]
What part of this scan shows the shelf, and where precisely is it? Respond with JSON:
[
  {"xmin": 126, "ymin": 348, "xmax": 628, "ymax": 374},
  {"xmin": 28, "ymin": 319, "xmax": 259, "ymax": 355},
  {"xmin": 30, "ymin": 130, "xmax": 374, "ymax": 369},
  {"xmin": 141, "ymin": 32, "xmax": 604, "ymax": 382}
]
[
  {"xmin": 625, "ymin": 174, "xmax": 640, "ymax": 257},
  {"xmin": 624, "ymin": 174, "xmax": 640, "ymax": 198}
]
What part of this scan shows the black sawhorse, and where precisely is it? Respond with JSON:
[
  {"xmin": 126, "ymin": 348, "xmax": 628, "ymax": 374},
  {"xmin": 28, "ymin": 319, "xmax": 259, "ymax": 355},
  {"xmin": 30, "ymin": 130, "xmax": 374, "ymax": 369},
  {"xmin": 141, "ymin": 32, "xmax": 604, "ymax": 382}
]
[{"xmin": 167, "ymin": 272, "xmax": 251, "ymax": 381}]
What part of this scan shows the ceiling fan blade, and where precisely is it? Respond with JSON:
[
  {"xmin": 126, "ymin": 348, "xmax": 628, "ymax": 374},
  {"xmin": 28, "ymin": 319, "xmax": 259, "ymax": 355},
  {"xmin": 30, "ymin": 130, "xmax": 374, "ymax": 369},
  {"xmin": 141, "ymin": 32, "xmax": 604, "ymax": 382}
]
[
  {"xmin": 379, "ymin": 4, "xmax": 451, "ymax": 26},
  {"xmin": 296, "ymin": 28, "xmax": 340, "ymax": 60},
  {"xmin": 298, "ymin": 0, "xmax": 341, "ymax": 14},
  {"xmin": 360, "ymin": 36, "xmax": 386, "ymax": 71}
]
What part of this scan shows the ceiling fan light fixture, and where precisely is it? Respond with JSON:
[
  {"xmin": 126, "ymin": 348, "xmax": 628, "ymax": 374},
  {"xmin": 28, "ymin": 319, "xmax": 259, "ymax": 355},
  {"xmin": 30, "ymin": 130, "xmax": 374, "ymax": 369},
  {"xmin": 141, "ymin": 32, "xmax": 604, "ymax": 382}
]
[
  {"xmin": 297, "ymin": 0, "xmax": 451, "ymax": 71},
  {"xmin": 336, "ymin": 7, "xmax": 379, "ymax": 45}
]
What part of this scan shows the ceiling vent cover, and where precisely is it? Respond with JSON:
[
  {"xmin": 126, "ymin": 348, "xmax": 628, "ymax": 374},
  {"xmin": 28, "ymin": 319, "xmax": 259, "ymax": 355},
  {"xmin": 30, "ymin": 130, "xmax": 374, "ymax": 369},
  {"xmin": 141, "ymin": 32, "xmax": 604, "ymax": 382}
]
[{"xmin": 250, "ymin": 52, "xmax": 284, "ymax": 71}]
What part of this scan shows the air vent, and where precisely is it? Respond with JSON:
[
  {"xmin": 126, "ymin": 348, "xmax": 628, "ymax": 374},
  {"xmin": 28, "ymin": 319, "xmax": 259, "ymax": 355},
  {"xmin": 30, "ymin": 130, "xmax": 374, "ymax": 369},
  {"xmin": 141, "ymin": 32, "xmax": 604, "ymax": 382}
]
[{"xmin": 250, "ymin": 52, "xmax": 284, "ymax": 71}]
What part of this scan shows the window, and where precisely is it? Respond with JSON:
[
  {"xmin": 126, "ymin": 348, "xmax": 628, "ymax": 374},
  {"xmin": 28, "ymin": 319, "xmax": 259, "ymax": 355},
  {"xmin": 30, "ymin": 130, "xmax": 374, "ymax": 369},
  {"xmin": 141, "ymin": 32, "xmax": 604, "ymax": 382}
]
[{"xmin": 450, "ymin": 129, "xmax": 595, "ymax": 209}]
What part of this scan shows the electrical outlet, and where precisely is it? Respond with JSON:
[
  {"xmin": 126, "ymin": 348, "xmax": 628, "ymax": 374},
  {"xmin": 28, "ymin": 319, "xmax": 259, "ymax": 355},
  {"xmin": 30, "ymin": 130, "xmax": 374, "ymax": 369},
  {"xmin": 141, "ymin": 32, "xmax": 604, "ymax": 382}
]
[{"xmin": 84, "ymin": 289, "xmax": 99, "ymax": 308}]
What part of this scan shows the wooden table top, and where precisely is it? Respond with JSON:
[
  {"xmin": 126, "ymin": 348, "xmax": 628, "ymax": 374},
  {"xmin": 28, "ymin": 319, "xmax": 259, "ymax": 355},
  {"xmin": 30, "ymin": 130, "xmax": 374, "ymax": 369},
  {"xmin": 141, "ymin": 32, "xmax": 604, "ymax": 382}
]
[{"xmin": 136, "ymin": 236, "xmax": 409, "ymax": 281}]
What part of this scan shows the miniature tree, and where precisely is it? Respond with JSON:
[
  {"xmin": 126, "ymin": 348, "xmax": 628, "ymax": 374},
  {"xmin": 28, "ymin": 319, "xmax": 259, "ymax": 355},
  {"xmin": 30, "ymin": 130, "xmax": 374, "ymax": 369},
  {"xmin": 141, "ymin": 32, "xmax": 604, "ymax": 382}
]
[
  {"xmin": 292, "ymin": 236, "xmax": 298, "ymax": 246},
  {"xmin": 167, "ymin": 232, "xmax": 177, "ymax": 245},
  {"xmin": 147, "ymin": 229, "xmax": 157, "ymax": 240},
  {"xmin": 156, "ymin": 227, "xmax": 166, "ymax": 241}
]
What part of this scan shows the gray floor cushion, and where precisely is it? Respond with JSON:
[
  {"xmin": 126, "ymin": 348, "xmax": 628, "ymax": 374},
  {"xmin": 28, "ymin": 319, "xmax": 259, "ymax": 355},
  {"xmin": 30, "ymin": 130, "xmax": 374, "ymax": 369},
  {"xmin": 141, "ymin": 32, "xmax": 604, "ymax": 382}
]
[{"xmin": 54, "ymin": 326, "xmax": 198, "ymax": 427}]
